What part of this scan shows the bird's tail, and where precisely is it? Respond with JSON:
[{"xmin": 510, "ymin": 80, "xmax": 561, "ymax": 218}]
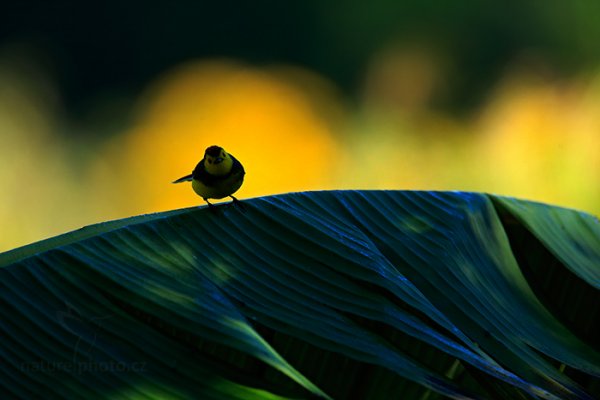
[{"xmin": 172, "ymin": 174, "xmax": 193, "ymax": 184}]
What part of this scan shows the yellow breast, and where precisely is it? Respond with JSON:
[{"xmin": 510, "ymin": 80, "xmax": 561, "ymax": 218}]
[{"xmin": 192, "ymin": 173, "xmax": 244, "ymax": 200}]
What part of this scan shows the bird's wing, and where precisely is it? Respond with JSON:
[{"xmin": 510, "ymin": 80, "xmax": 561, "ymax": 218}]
[
  {"xmin": 172, "ymin": 174, "xmax": 193, "ymax": 184},
  {"xmin": 193, "ymin": 159, "xmax": 221, "ymax": 186},
  {"xmin": 230, "ymin": 155, "xmax": 245, "ymax": 176}
]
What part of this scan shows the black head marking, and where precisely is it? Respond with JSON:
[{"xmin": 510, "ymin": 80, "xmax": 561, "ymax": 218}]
[{"xmin": 205, "ymin": 145, "xmax": 223, "ymax": 158}]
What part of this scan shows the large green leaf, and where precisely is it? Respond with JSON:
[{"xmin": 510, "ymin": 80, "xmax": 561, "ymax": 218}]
[
  {"xmin": 1, "ymin": 191, "xmax": 598, "ymax": 399},
  {"xmin": 493, "ymin": 196, "xmax": 600, "ymax": 288}
]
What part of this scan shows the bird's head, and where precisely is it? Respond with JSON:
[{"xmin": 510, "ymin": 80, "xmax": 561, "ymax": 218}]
[{"xmin": 204, "ymin": 145, "xmax": 233, "ymax": 175}]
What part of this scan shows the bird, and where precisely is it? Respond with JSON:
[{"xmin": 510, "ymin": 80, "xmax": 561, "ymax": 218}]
[{"xmin": 173, "ymin": 145, "xmax": 245, "ymax": 208}]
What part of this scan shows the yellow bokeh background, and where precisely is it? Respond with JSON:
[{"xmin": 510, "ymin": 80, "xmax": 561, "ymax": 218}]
[
  {"xmin": 1, "ymin": 55, "xmax": 599, "ymax": 252},
  {"xmin": 117, "ymin": 61, "xmax": 344, "ymax": 213}
]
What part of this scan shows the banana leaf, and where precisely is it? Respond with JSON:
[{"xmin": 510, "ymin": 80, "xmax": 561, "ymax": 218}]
[{"xmin": 1, "ymin": 191, "xmax": 598, "ymax": 399}]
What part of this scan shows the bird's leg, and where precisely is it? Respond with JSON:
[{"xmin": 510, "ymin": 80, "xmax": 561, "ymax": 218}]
[
  {"xmin": 230, "ymin": 196, "xmax": 246, "ymax": 211},
  {"xmin": 204, "ymin": 198, "xmax": 218, "ymax": 213}
]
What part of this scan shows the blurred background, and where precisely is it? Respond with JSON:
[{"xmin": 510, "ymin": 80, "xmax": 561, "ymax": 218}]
[{"xmin": 1, "ymin": 1, "xmax": 599, "ymax": 252}]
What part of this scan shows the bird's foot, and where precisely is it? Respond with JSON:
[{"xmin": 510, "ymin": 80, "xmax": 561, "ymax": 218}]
[
  {"xmin": 230, "ymin": 196, "xmax": 246, "ymax": 212},
  {"xmin": 204, "ymin": 199, "xmax": 220, "ymax": 214}
]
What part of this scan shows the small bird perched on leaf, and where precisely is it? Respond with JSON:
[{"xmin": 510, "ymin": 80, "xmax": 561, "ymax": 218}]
[{"xmin": 173, "ymin": 145, "xmax": 245, "ymax": 208}]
